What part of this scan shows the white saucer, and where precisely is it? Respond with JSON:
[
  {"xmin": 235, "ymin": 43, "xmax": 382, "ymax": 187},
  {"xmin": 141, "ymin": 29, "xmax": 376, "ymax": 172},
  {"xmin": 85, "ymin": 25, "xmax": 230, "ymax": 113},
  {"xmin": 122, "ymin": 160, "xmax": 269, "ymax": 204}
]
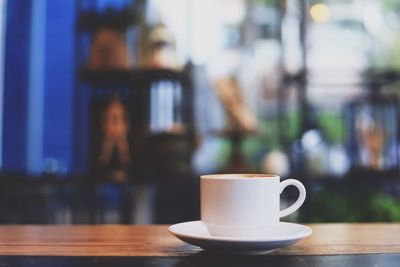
[{"xmin": 169, "ymin": 221, "xmax": 312, "ymax": 254}]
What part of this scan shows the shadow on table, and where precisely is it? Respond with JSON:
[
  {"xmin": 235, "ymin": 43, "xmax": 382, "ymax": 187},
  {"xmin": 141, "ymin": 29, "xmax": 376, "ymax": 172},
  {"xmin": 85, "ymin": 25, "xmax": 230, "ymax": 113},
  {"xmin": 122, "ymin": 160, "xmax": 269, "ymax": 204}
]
[
  {"xmin": 171, "ymin": 253, "xmax": 396, "ymax": 267},
  {"xmin": 0, "ymin": 254, "xmax": 399, "ymax": 267}
]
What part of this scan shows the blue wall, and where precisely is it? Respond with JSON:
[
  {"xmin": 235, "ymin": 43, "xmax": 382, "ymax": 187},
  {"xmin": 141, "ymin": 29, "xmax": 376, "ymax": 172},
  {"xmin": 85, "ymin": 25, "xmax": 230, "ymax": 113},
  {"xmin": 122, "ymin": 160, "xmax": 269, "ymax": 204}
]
[
  {"xmin": 2, "ymin": 0, "xmax": 31, "ymax": 171},
  {"xmin": 2, "ymin": 0, "xmax": 75, "ymax": 175},
  {"xmin": 42, "ymin": 0, "xmax": 75, "ymax": 175}
]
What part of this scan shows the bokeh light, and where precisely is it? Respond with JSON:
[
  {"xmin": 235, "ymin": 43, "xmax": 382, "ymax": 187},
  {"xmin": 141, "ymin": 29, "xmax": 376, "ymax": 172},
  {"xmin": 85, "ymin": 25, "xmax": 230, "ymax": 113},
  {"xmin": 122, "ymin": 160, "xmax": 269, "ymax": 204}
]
[{"xmin": 310, "ymin": 3, "xmax": 331, "ymax": 23}]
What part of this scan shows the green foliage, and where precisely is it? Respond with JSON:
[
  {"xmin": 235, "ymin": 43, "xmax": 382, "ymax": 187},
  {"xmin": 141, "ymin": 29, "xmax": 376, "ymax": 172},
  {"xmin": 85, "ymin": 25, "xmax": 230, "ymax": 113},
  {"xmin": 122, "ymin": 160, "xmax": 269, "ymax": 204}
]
[
  {"xmin": 308, "ymin": 188, "xmax": 360, "ymax": 222},
  {"xmin": 307, "ymin": 188, "xmax": 400, "ymax": 223},
  {"xmin": 242, "ymin": 136, "xmax": 264, "ymax": 158},
  {"xmin": 317, "ymin": 111, "xmax": 344, "ymax": 144},
  {"xmin": 382, "ymin": 0, "xmax": 400, "ymax": 12},
  {"xmin": 254, "ymin": 0, "xmax": 279, "ymax": 7},
  {"xmin": 369, "ymin": 194, "xmax": 400, "ymax": 221},
  {"xmin": 216, "ymin": 139, "xmax": 232, "ymax": 166},
  {"xmin": 280, "ymin": 108, "xmax": 343, "ymax": 145},
  {"xmin": 282, "ymin": 110, "xmax": 301, "ymax": 143},
  {"xmin": 258, "ymin": 117, "xmax": 280, "ymax": 149}
]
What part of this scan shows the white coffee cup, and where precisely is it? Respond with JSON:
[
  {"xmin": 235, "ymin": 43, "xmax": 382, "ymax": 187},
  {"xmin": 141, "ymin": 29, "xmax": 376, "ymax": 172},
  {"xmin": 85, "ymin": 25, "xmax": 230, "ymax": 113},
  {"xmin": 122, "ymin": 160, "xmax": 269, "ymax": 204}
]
[{"xmin": 201, "ymin": 174, "xmax": 306, "ymax": 237}]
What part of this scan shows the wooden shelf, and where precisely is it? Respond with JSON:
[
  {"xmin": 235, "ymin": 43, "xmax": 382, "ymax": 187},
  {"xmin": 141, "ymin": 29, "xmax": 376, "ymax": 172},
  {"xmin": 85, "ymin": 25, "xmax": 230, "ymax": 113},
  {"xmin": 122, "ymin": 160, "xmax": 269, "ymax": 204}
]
[
  {"xmin": 78, "ymin": 68, "xmax": 186, "ymax": 87},
  {"xmin": 76, "ymin": 5, "xmax": 143, "ymax": 31}
]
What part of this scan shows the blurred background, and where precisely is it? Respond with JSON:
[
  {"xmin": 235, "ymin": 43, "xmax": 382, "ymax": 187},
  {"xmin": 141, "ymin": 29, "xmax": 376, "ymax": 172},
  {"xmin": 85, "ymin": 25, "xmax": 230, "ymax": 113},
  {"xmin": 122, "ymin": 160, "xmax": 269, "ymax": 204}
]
[{"xmin": 1, "ymin": 0, "xmax": 400, "ymax": 224}]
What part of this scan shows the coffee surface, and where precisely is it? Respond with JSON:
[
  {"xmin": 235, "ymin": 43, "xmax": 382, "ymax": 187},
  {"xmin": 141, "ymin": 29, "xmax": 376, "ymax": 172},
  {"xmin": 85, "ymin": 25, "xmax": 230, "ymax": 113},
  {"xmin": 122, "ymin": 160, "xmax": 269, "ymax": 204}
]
[{"xmin": 202, "ymin": 174, "xmax": 276, "ymax": 179}]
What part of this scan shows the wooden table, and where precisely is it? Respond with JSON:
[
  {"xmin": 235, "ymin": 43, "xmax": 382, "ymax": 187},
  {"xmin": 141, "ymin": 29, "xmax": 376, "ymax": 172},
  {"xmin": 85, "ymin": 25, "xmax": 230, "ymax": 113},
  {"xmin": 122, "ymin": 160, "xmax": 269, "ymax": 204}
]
[{"xmin": 0, "ymin": 224, "xmax": 399, "ymax": 266}]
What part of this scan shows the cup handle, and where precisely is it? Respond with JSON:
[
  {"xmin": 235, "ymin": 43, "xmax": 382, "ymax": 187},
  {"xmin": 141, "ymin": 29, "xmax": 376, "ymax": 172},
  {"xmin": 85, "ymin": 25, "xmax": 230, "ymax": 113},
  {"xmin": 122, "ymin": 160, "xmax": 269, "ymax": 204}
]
[{"xmin": 279, "ymin": 179, "xmax": 306, "ymax": 218}]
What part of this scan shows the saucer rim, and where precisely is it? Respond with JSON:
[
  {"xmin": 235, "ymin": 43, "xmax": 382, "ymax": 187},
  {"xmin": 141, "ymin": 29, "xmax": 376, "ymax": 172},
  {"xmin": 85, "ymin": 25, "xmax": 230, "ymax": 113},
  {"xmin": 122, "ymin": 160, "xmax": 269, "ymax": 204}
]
[{"xmin": 168, "ymin": 221, "xmax": 312, "ymax": 242}]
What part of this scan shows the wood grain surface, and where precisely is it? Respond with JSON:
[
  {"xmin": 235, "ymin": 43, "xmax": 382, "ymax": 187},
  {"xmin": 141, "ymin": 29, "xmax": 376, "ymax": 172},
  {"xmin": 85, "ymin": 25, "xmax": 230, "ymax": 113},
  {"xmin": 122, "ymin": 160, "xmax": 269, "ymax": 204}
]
[{"xmin": 0, "ymin": 224, "xmax": 398, "ymax": 256}]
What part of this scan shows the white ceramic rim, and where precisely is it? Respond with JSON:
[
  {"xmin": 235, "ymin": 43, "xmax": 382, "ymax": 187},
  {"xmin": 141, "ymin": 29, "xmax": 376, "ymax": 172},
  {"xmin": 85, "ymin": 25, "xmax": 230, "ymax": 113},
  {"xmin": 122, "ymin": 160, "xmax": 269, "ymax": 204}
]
[
  {"xmin": 168, "ymin": 221, "xmax": 312, "ymax": 242},
  {"xmin": 200, "ymin": 174, "xmax": 279, "ymax": 180}
]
